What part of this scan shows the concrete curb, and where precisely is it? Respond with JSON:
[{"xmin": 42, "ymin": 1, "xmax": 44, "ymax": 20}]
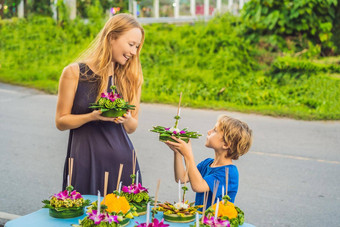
[
  {"xmin": 0, "ymin": 212, "xmax": 21, "ymax": 220},
  {"xmin": 0, "ymin": 212, "xmax": 21, "ymax": 226}
]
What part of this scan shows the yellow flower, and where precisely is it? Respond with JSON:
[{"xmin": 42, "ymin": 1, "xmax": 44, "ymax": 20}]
[
  {"xmin": 125, "ymin": 212, "xmax": 134, "ymax": 219},
  {"xmin": 212, "ymin": 201, "xmax": 238, "ymax": 219},
  {"xmin": 101, "ymin": 193, "xmax": 130, "ymax": 214}
]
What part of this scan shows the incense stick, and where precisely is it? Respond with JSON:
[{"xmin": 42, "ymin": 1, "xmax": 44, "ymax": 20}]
[
  {"xmin": 152, "ymin": 179, "xmax": 161, "ymax": 219},
  {"xmin": 174, "ymin": 92, "xmax": 183, "ymax": 129},
  {"xmin": 132, "ymin": 150, "xmax": 135, "ymax": 176},
  {"xmin": 201, "ymin": 191, "xmax": 209, "ymax": 222},
  {"xmin": 211, "ymin": 180, "xmax": 220, "ymax": 206},
  {"xmin": 132, "ymin": 149, "xmax": 137, "ymax": 176},
  {"xmin": 68, "ymin": 158, "xmax": 74, "ymax": 187},
  {"xmin": 68, "ymin": 159, "xmax": 70, "ymax": 186},
  {"xmin": 225, "ymin": 167, "xmax": 229, "ymax": 196},
  {"xmin": 177, "ymin": 92, "xmax": 182, "ymax": 116},
  {"xmin": 103, "ymin": 171, "xmax": 109, "ymax": 203},
  {"xmin": 116, "ymin": 164, "xmax": 124, "ymax": 191}
]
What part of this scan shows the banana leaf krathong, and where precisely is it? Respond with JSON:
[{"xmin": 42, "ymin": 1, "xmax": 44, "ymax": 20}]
[
  {"xmin": 151, "ymin": 124, "xmax": 202, "ymax": 143},
  {"xmin": 150, "ymin": 93, "xmax": 202, "ymax": 143},
  {"xmin": 42, "ymin": 185, "xmax": 90, "ymax": 219},
  {"xmin": 89, "ymin": 86, "xmax": 135, "ymax": 118},
  {"xmin": 202, "ymin": 195, "xmax": 245, "ymax": 227}
]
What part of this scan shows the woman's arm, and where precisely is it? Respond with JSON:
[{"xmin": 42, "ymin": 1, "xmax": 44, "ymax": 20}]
[
  {"xmin": 55, "ymin": 64, "xmax": 112, "ymax": 131},
  {"xmin": 166, "ymin": 138, "xmax": 210, "ymax": 192}
]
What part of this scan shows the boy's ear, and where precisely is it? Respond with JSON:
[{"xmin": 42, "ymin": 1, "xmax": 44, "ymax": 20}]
[{"xmin": 222, "ymin": 142, "xmax": 231, "ymax": 150}]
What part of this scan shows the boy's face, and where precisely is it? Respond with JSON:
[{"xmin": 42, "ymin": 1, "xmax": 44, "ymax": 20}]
[{"xmin": 205, "ymin": 122, "xmax": 225, "ymax": 149}]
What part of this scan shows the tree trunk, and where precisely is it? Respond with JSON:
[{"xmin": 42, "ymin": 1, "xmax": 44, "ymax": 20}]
[
  {"xmin": 0, "ymin": 0, "xmax": 4, "ymax": 18},
  {"xmin": 24, "ymin": 0, "xmax": 27, "ymax": 17}
]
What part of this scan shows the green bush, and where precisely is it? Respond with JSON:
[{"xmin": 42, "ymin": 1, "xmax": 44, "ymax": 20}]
[
  {"xmin": 241, "ymin": 0, "xmax": 338, "ymax": 55},
  {"xmin": 0, "ymin": 13, "xmax": 339, "ymax": 120},
  {"xmin": 0, "ymin": 15, "xmax": 100, "ymax": 93}
]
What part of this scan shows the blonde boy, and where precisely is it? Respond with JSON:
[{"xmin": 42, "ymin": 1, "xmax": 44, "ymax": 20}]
[{"xmin": 166, "ymin": 115, "xmax": 253, "ymax": 206}]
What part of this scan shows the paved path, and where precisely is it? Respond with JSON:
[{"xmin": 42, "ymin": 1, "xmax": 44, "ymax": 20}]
[{"xmin": 0, "ymin": 83, "xmax": 340, "ymax": 226}]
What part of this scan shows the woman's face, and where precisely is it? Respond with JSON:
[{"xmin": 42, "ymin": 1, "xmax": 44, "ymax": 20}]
[{"xmin": 111, "ymin": 27, "xmax": 143, "ymax": 65}]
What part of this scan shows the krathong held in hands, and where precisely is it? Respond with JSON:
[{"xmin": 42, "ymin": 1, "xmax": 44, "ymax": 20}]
[
  {"xmin": 150, "ymin": 93, "xmax": 202, "ymax": 143},
  {"xmin": 89, "ymin": 85, "xmax": 135, "ymax": 118}
]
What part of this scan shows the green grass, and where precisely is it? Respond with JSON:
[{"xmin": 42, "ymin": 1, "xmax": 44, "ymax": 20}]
[{"xmin": 0, "ymin": 14, "xmax": 339, "ymax": 120}]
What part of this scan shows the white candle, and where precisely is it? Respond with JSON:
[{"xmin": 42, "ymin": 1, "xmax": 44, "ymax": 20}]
[
  {"xmin": 214, "ymin": 198, "xmax": 220, "ymax": 220},
  {"xmin": 146, "ymin": 202, "xmax": 150, "ymax": 225},
  {"xmin": 178, "ymin": 180, "xmax": 181, "ymax": 203},
  {"xmin": 178, "ymin": 108, "xmax": 181, "ymax": 117},
  {"xmin": 97, "ymin": 190, "xmax": 101, "ymax": 214},
  {"xmin": 118, "ymin": 181, "xmax": 122, "ymax": 194},
  {"xmin": 67, "ymin": 175, "xmax": 70, "ymax": 187},
  {"xmin": 136, "ymin": 170, "xmax": 139, "ymax": 185},
  {"xmin": 222, "ymin": 185, "xmax": 224, "ymax": 198},
  {"xmin": 196, "ymin": 213, "xmax": 199, "ymax": 227}
]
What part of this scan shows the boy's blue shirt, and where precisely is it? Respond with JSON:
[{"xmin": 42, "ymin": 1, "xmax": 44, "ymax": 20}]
[{"xmin": 195, "ymin": 158, "xmax": 239, "ymax": 207}]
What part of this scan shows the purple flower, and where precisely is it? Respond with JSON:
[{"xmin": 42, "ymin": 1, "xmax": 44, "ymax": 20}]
[
  {"xmin": 179, "ymin": 130, "xmax": 186, "ymax": 134},
  {"xmin": 136, "ymin": 183, "xmax": 148, "ymax": 193},
  {"xmin": 123, "ymin": 183, "xmax": 148, "ymax": 194},
  {"xmin": 104, "ymin": 213, "xmax": 118, "ymax": 224},
  {"xmin": 135, "ymin": 218, "xmax": 169, "ymax": 227},
  {"xmin": 173, "ymin": 131, "xmax": 177, "ymax": 134},
  {"xmin": 88, "ymin": 210, "xmax": 106, "ymax": 225},
  {"xmin": 165, "ymin": 128, "xmax": 170, "ymax": 131},
  {"xmin": 70, "ymin": 190, "xmax": 83, "ymax": 200},
  {"xmin": 122, "ymin": 185, "xmax": 134, "ymax": 193},
  {"xmin": 101, "ymin": 93, "xmax": 108, "ymax": 98},
  {"xmin": 53, "ymin": 190, "xmax": 69, "ymax": 200},
  {"xmin": 202, "ymin": 216, "xmax": 230, "ymax": 227}
]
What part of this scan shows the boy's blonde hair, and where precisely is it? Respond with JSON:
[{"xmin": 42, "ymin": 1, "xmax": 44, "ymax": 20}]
[{"xmin": 217, "ymin": 115, "xmax": 253, "ymax": 160}]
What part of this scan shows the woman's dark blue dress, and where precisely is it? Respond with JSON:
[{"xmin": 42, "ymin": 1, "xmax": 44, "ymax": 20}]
[{"xmin": 62, "ymin": 63, "xmax": 141, "ymax": 195}]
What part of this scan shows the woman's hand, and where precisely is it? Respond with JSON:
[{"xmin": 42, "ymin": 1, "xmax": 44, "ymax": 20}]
[
  {"xmin": 93, "ymin": 110, "xmax": 132, "ymax": 124},
  {"xmin": 113, "ymin": 110, "xmax": 132, "ymax": 124},
  {"xmin": 165, "ymin": 137, "xmax": 193, "ymax": 160}
]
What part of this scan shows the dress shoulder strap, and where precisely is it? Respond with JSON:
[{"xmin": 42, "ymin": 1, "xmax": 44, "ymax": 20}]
[{"xmin": 78, "ymin": 62, "xmax": 88, "ymax": 79}]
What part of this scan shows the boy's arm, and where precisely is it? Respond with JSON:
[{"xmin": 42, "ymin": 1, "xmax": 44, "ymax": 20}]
[
  {"xmin": 166, "ymin": 138, "xmax": 210, "ymax": 192},
  {"xmin": 174, "ymin": 151, "xmax": 189, "ymax": 183}
]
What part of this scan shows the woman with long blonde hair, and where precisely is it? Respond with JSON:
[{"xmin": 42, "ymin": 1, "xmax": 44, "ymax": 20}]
[{"xmin": 55, "ymin": 13, "xmax": 144, "ymax": 194}]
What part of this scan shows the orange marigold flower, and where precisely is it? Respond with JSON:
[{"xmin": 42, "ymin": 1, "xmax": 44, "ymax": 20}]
[
  {"xmin": 212, "ymin": 201, "xmax": 238, "ymax": 219},
  {"xmin": 101, "ymin": 194, "xmax": 130, "ymax": 214}
]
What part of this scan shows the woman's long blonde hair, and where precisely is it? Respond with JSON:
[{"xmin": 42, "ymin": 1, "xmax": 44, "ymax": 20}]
[{"xmin": 77, "ymin": 13, "xmax": 144, "ymax": 111}]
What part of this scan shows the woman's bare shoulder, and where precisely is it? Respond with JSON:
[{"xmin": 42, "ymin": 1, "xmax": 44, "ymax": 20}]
[{"xmin": 61, "ymin": 63, "xmax": 80, "ymax": 80}]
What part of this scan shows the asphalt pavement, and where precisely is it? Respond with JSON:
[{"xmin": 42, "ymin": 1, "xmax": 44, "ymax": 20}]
[{"xmin": 0, "ymin": 82, "xmax": 340, "ymax": 226}]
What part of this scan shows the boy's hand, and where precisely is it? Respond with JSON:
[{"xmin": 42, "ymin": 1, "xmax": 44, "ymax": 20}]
[{"xmin": 165, "ymin": 137, "xmax": 193, "ymax": 159}]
